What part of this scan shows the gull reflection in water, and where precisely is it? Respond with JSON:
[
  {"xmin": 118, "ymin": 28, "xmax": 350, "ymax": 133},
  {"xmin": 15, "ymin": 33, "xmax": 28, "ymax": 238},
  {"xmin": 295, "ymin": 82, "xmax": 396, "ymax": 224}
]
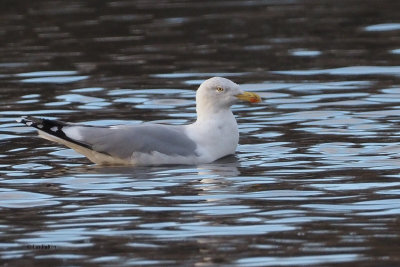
[
  {"xmin": 197, "ymin": 155, "xmax": 240, "ymax": 177},
  {"xmin": 194, "ymin": 155, "xmax": 241, "ymax": 201}
]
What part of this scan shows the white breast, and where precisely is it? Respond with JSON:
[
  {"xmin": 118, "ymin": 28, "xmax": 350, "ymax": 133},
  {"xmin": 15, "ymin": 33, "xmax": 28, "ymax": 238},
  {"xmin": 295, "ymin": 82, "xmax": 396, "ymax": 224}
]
[{"xmin": 186, "ymin": 111, "xmax": 239, "ymax": 163}]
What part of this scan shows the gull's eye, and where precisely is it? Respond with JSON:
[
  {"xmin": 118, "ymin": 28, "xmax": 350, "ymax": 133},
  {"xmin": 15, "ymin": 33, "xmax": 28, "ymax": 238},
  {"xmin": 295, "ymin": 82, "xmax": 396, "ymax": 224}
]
[{"xmin": 216, "ymin": 86, "xmax": 224, "ymax": 92}]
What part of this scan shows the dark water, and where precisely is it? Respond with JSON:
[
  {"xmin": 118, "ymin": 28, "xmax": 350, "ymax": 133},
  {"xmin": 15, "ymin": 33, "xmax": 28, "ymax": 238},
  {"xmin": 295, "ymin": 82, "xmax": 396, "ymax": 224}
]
[{"xmin": 2, "ymin": 0, "xmax": 400, "ymax": 266}]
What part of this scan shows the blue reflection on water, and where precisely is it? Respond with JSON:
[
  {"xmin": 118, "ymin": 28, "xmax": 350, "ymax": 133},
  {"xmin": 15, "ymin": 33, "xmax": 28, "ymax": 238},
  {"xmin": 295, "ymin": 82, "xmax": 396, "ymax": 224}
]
[
  {"xmin": 237, "ymin": 254, "xmax": 361, "ymax": 267},
  {"xmin": 21, "ymin": 76, "xmax": 88, "ymax": 83},
  {"xmin": 272, "ymin": 66, "xmax": 400, "ymax": 76},
  {"xmin": 364, "ymin": 23, "xmax": 400, "ymax": 32}
]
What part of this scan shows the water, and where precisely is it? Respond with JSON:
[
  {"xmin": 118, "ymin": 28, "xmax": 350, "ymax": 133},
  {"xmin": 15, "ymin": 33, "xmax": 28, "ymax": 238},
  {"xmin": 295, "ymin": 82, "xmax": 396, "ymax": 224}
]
[{"xmin": 1, "ymin": 0, "xmax": 400, "ymax": 266}]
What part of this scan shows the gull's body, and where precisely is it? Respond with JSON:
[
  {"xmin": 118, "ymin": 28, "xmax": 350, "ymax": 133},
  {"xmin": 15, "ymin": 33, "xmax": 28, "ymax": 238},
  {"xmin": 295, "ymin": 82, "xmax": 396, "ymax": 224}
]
[{"xmin": 18, "ymin": 77, "xmax": 261, "ymax": 166}]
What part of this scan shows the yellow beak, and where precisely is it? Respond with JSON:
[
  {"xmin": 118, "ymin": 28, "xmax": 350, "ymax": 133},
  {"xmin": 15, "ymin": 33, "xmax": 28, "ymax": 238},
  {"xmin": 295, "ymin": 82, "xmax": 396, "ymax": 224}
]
[{"xmin": 236, "ymin": 91, "xmax": 261, "ymax": 103}]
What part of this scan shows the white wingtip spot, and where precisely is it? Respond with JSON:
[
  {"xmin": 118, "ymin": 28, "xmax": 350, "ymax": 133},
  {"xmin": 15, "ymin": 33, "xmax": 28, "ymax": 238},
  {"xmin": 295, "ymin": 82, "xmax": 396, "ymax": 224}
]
[
  {"xmin": 50, "ymin": 126, "xmax": 58, "ymax": 132},
  {"xmin": 37, "ymin": 124, "xmax": 43, "ymax": 129},
  {"xmin": 17, "ymin": 116, "xmax": 28, "ymax": 123},
  {"xmin": 26, "ymin": 121, "xmax": 33, "ymax": 126}
]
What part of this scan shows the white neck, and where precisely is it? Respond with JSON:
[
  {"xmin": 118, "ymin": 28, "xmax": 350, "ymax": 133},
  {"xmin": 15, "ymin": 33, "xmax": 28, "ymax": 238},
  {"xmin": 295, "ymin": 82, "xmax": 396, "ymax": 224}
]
[{"xmin": 196, "ymin": 106, "xmax": 234, "ymax": 124}]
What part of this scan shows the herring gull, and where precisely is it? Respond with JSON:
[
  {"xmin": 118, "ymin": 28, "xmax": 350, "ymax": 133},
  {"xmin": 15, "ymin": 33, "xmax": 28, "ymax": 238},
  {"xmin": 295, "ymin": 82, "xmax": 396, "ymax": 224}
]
[{"xmin": 17, "ymin": 77, "xmax": 261, "ymax": 166}]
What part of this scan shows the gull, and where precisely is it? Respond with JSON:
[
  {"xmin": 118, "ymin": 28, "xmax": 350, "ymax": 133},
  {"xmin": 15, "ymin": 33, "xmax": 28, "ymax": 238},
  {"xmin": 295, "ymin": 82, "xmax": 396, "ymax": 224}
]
[{"xmin": 18, "ymin": 77, "xmax": 261, "ymax": 166}]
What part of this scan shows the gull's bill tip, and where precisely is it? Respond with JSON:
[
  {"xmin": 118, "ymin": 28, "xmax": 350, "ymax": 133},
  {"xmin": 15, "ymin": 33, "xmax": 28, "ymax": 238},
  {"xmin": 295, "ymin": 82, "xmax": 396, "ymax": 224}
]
[{"xmin": 236, "ymin": 91, "xmax": 261, "ymax": 103}]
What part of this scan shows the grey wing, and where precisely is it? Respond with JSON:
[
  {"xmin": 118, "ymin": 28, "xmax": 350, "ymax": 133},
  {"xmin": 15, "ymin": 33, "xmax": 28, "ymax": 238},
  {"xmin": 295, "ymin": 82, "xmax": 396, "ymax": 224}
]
[{"xmin": 66, "ymin": 124, "xmax": 198, "ymax": 159}]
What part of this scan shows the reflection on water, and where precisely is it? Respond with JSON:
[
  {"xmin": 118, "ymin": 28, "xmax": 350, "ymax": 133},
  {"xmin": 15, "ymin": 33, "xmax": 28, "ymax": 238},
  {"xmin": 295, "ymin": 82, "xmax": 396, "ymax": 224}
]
[
  {"xmin": 272, "ymin": 65, "xmax": 400, "ymax": 76},
  {"xmin": 2, "ymin": 0, "xmax": 400, "ymax": 266}
]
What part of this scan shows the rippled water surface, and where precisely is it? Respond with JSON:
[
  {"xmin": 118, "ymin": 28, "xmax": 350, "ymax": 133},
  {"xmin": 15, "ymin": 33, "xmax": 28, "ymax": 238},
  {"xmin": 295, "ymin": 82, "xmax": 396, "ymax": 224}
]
[{"xmin": 2, "ymin": 0, "xmax": 400, "ymax": 266}]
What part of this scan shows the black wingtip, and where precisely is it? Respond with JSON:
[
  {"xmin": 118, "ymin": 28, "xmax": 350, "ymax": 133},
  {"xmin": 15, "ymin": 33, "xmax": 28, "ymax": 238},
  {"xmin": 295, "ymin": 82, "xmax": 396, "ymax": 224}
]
[
  {"xmin": 16, "ymin": 116, "xmax": 25, "ymax": 123},
  {"xmin": 17, "ymin": 116, "xmax": 68, "ymax": 129},
  {"xmin": 18, "ymin": 116, "xmax": 93, "ymax": 150},
  {"xmin": 17, "ymin": 116, "xmax": 38, "ymax": 126},
  {"xmin": 16, "ymin": 115, "xmax": 29, "ymax": 124},
  {"xmin": 17, "ymin": 116, "xmax": 49, "ymax": 129}
]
